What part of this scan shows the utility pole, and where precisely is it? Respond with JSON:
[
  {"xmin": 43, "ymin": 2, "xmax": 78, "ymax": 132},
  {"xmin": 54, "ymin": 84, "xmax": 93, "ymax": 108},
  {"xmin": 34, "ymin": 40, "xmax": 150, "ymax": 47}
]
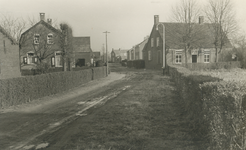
[{"xmin": 103, "ymin": 31, "xmax": 110, "ymax": 76}]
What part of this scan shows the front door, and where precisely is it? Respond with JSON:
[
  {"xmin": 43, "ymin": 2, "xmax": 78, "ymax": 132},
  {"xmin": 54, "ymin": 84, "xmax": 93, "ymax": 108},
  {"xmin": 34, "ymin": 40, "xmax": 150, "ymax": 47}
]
[{"xmin": 192, "ymin": 55, "xmax": 197, "ymax": 63}]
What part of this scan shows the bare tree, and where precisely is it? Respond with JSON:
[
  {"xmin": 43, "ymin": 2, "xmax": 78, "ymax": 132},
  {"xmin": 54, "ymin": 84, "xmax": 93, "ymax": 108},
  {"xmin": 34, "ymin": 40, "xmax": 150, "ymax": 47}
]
[
  {"xmin": 0, "ymin": 13, "xmax": 27, "ymax": 42},
  {"xmin": 204, "ymin": 0, "xmax": 237, "ymax": 62},
  {"xmin": 170, "ymin": 0, "xmax": 204, "ymax": 65}
]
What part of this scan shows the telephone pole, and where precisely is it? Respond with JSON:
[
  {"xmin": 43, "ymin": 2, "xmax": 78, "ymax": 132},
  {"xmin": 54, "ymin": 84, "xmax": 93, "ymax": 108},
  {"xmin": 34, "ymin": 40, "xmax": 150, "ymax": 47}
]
[{"xmin": 103, "ymin": 31, "xmax": 110, "ymax": 76}]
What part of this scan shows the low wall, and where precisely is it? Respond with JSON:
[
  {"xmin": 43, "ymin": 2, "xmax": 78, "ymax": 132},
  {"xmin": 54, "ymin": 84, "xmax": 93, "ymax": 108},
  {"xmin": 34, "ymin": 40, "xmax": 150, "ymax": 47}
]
[
  {"xmin": 169, "ymin": 65, "xmax": 246, "ymax": 149},
  {"xmin": 0, "ymin": 67, "xmax": 107, "ymax": 108},
  {"xmin": 181, "ymin": 61, "xmax": 241, "ymax": 71}
]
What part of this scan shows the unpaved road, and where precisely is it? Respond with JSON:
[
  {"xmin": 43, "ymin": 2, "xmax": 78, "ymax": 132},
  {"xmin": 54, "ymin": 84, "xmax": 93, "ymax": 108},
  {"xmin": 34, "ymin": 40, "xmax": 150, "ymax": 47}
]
[{"xmin": 0, "ymin": 64, "xmax": 207, "ymax": 150}]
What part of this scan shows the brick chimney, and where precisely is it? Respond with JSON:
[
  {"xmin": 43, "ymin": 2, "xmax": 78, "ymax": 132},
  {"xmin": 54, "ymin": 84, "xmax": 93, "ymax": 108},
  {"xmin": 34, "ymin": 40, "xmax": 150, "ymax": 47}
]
[
  {"xmin": 47, "ymin": 18, "xmax": 52, "ymax": 25},
  {"xmin": 40, "ymin": 13, "xmax": 45, "ymax": 21},
  {"xmin": 154, "ymin": 15, "xmax": 159, "ymax": 24},
  {"xmin": 199, "ymin": 16, "xmax": 204, "ymax": 24}
]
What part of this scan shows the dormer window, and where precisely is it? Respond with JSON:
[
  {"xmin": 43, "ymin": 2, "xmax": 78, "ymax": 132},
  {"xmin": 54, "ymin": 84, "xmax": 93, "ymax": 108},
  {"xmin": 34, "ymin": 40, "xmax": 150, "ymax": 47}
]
[
  {"xmin": 34, "ymin": 34, "xmax": 40, "ymax": 44},
  {"xmin": 47, "ymin": 33, "xmax": 53, "ymax": 44}
]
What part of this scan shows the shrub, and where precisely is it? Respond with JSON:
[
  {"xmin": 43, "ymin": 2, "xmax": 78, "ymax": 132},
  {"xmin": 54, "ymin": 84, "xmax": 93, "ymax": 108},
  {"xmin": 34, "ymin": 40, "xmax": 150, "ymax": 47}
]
[
  {"xmin": 169, "ymin": 64, "xmax": 246, "ymax": 149},
  {"xmin": 0, "ymin": 67, "xmax": 107, "ymax": 108}
]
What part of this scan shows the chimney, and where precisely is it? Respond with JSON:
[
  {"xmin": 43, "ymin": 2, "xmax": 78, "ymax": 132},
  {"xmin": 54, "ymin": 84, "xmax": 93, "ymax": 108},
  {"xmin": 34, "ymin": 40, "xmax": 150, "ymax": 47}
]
[
  {"xmin": 47, "ymin": 18, "xmax": 52, "ymax": 25},
  {"xmin": 199, "ymin": 16, "xmax": 204, "ymax": 24},
  {"xmin": 154, "ymin": 15, "xmax": 159, "ymax": 24},
  {"xmin": 40, "ymin": 13, "xmax": 45, "ymax": 21}
]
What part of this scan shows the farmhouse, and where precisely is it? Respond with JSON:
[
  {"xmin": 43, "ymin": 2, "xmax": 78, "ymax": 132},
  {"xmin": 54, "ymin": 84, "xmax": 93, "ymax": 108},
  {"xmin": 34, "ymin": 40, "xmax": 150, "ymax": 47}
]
[
  {"xmin": 19, "ymin": 13, "xmax": 66, "ymax": 70},
  {"xmin": 0, "ymin": 26, "xmax": 21, "ymax": 79},
  {"xmin": 143, "ymin": 15, "xmax": 232, "ymax": 69},
  {"xmin": 111, "ymin": 49, "xmax": 128, "ymax": 63}
]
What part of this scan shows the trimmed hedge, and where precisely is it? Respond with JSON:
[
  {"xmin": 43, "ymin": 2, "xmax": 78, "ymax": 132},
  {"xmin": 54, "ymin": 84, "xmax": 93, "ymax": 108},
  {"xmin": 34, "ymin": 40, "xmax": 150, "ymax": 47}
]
[
  {"xmin": 182, "ymin": 61, "xmax": 241, "ymax": 71},
  {"xmin": 0, "ymin": 67, "xmax": 107, "ymax": 108},
  {"xmin": 169, "ymin": 65, "xmax": 246, "ymax": 149},
  {"xmin": 127, "ymin": 60, "xmax": 145, "ymax": 69}
]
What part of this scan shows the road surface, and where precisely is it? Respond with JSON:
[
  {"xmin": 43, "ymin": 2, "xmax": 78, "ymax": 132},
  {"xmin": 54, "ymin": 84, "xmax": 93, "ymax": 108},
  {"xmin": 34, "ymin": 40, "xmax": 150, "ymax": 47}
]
[{"xmin": 0, "ymin": 63, "xmax": 206, "ymax": 150}]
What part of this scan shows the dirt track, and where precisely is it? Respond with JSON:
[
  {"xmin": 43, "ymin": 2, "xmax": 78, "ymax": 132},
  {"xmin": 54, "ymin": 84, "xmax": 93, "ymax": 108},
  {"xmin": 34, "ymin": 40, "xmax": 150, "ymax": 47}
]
[{"xmin": 0, "ymin": 63, "xmax": 207, "ymax": 150}]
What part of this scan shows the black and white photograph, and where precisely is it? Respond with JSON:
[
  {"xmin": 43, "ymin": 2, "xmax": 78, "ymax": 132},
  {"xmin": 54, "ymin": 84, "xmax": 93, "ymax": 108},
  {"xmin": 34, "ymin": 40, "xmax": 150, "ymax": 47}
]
[{"xmin": 0, "ymin": 0, "xmax": 246, "ymax": 149}]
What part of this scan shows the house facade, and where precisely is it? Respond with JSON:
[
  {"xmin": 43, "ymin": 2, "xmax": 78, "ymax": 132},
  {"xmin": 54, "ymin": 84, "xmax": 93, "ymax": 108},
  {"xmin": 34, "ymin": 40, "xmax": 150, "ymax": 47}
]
[
  {"xmin": 0, "ymin": 26, "xmax": 21, "ymax": 79},
  {"xmin": 127, "ymin": 36, "xmax": 149, "ymax": 61},
  {"xmin": 19, "ymin": 13, "xmax": 64, "ymax": 70},
  {"xmin": 73, "ymin": 36, "xmax": 93, "ymax": 67},
  {"xmin": 143, "ymin": 15, "xmax": 232, "ymax": 69},
  {"xmin": 111, "ymin": 49, "xmax": 127, "ymax": 63}
]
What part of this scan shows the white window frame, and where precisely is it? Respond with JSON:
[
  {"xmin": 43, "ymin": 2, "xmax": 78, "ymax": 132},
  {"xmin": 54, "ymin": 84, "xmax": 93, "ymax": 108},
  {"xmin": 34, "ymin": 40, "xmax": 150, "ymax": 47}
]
[
  {"xmin": 55, "ymin": 51, "xmax": 63, "ymax": 67},
  {"xmin": 151, "ymin": 38, "xmax": 154, "ymax": 47},
  {"xmin": 156, "ymin": 37, "xmax": 160, "ymax": 47},
  {"xmin": 148, "ymin": 51, "xmax": 151, "ymax": 61},
  {"xmin": 175, "ymin": 50, "xmax": 182, "ymax": 64},
  {"xmin": 204, "ymin": 54, "xmax": 210, "ymax": 63},
  {"xmin": 26, "ymin": 51, "xmax": 37, "ymax": 64},
  {"xmin": 47, "ymin": 33, "xmax": 53, "ymax": 44},
  {"xmin": 34, "ymin": 34, "xmax": 40, "ymax": 44}
]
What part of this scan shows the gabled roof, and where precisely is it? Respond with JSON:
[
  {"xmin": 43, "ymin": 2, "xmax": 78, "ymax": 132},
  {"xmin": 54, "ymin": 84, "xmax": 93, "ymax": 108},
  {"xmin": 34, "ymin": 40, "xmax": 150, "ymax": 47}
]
[
  {"xmin": 73, "ymin": 37, "xmax": 92, "ymax": 52},
  {"xmin": 155, "ymin": 22, "xmax": 232, "ymax": 49},
  {"xmin": 112, "ymin": 49, "xmax": 128, "ymax": 59},
  {"xmin": 21, "ymin": 20, "xmax": 61, "ymax": 37},
  {"xmin": 0, "ymin": 25, "xmax": 18, "ymax": 44}
]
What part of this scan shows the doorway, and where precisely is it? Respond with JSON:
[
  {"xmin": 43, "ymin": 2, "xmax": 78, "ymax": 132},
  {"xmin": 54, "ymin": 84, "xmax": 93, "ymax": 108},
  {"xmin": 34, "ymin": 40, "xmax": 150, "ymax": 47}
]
[{"xmin": 192, "ymin": 55, "xmax": 197, "ymax": 63}]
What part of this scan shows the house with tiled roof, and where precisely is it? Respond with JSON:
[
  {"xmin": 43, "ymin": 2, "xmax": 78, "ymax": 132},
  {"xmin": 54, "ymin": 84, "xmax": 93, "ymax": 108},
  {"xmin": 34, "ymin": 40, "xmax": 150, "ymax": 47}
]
[
  {"xmin": 0, "ymin": 26, "xmax": 21, "ymax": 79},
  {"xmin": 73, "ymin": 36, "xmax": 93, "ymax": 67},
  {"xmin": 127, "ymin": 36, "xmax": 149, "ymax": 61},
  {"xmin": 19, "ymin": 13, "xmax": 65, "ymax": 71},
  {"xmin": 111, "ymin": 49, "xmax": 128, "ymax": 63},
  {"xmin": 143, "ymin": 15, "xmax": 232, "ymax": 69}
]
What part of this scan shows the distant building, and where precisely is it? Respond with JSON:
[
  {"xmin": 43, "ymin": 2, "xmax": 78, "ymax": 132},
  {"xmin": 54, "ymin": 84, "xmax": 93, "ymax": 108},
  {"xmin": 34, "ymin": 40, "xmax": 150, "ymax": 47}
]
[
  {"xmin": 73, "ymin": 36, "xmax": 93, "ymax": 67},
  {"xmin": 142, "ymin": 15, "xmax": 233, "ymax": 69},
  {"xmin": 111, "ymin": 49, "xmax": 128, "ymax": 63},
  {"xmin": 127, "ymin": 36, "xmax": 149, "ymax": 61},
  {"xmin": 0, "ymin": 26, "xmax": 21, "ymax": 79}
]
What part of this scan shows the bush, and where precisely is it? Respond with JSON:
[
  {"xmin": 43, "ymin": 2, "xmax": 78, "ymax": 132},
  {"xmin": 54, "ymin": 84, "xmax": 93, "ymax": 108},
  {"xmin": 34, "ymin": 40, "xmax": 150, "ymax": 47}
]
[
  {"xmin": 0, "ymin": 67, "xmax": 107, "ymax": 108},
  {"xmin": 126, "ymin": 60, "xmax": 145, "ymax": 69},
  {"xmin": 169, "ymin": 64, "xmax": 246, "ymax": 149}
]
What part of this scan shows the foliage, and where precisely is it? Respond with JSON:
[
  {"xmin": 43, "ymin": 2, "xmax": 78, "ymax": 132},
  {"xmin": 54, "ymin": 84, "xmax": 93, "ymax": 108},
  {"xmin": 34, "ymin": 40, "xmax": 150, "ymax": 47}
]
[
  {"xmin": 0, "ymin": 67, "xmax": 107, "ymax": 108},
  {"xmin": 169, "ymin": 64, "xmax": 246, "ymax": 149}
]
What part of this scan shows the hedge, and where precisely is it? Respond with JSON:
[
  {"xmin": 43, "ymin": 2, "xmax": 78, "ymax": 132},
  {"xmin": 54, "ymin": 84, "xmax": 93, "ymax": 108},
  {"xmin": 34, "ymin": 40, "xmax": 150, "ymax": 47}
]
[
  {"xmin": 169, "ymin": 65, "xmax": 246, "ymax": 149},
  {"xmin": 182, "ymin": 61, "xmax": 241, "ymax": 71},
  {"xmin": 127, "ymin": 60, "xmax": 145, "ymax": 69},
  {"xmin": 0, "ymin": 67, "xmax": 107, "ymax": 108}
]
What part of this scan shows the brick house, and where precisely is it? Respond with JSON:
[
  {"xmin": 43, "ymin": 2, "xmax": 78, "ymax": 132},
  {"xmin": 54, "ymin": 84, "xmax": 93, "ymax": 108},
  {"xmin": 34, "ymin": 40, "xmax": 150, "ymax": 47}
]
[
  {"xmin": 127, "ymin": 36, "xmax": 149, "ymax": 61},
  {"xmin": 143, "ymin": 15, "xmax": 232, "ymax": 69},
  {"xmin": 0, "ymin": 26, "xmax": 21, "ymax": 79},
  {"xmin": 73, "ymin": 36, "xmax": 93, "ymax": 67},
  {"xmin": 111, "ymin": 49, "xmax": 127, "ymax": 63},
  {"xmin": 19, "ymin": 13, "xmax": 65, "ymax": 70}
]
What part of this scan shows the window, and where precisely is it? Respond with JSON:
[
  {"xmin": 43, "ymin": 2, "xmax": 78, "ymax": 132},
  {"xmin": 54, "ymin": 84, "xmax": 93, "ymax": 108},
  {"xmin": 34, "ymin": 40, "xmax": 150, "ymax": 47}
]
[
  {"xmin": 34, "ymin": 34, "xmax": 40, "ymax": 44},
  {"xmin": 26, "ymin": 52, "xmax": 37, "ymax": 64},
  {"xmin": 47, "ymin": 33, "xmax": 53, "ymax": 44},
  {"xmin": 204, "ymin": 50, "xmax": 210, "ymax": 63},
  {"xmin": 204, "ymin": 54, "xmax": 210, "ymax": 63},
  {"xmin": 23, "ymin": 57, "xmax": 27, "ymax": 64},
  {"xmin": 156, "ymin": 37, "xmax": 160, "ymax": 47},
  {"xmin": 175, "ymin": 51, "xmax": 182, "ymax": 64},
  {"xmin": 148, "ymin": 51, "xmax": 151, "ymax": 60},
  {"xmin": 151, "ymin": 38, "xmax": 154, "ymax": 47},
  {"xmin": 55, "ymin": 51, "xmax": 62, "ymax": 67},
  {"xmin": 131, "ymin": 50, "xmax": 134, "ymax": 60},
  {"xmin": 157, "ymin": 51, "xmax": 161, "ymax": 64},
  {"xmin": 51, "ymin": 57, "xmax": 55, "ymax": 66}
]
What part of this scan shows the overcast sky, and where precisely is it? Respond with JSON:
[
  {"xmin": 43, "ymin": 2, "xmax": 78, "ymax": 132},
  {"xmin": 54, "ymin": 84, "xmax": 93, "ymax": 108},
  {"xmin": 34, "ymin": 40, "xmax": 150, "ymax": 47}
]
[{"xmin": 0, "ymin": 0, "xmax": 246, "ymax": 53}]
